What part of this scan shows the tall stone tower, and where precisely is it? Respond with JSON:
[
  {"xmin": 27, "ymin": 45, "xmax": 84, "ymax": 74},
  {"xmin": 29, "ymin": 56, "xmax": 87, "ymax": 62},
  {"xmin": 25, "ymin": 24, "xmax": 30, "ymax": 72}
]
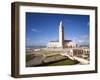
[{"xmin": 59, "ymin": 21, "xmax": 64, "ymax": 48}]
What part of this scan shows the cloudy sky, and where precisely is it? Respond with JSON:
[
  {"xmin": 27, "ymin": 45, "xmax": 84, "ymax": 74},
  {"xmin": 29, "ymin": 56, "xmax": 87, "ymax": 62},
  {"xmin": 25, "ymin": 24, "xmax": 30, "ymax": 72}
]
[{"xmin": 26, "ymin": 12, "xmax": 89, "ymax": 46}]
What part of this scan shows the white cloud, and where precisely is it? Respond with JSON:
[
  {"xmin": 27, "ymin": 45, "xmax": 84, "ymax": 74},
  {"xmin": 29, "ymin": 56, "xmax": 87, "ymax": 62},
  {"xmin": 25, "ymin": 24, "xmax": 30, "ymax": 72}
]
[
  {"xmin": 71, "ymin": 35, "xmax": 89, "ymax": 45},
  {"xmin": 77, "ymin": 35, "xmax": 89, "ymax": 45},
  {"xmin": 80, "ymin": 35, "xmax": 89, "ymax": 40},
  {"xmin": 31, "ymin": 28, "xmax": 42, "ymax": 32},
  {"xmin": 78, "ymin": 40, "xmax": 84, "ymax": 43},
  {"xmin": 64, "ymin": 19, "xmax": 71, "ymax": 23},
  {"xmin": 87, "ymin": 22, "xmax": 90, "ymax": 27}
]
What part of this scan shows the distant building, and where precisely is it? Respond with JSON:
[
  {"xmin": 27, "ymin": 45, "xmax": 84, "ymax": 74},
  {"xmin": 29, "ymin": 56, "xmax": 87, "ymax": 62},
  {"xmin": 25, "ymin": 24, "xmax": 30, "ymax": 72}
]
[{"xmin": 47, "ymin": 21, "xmax": 77, "ymax": 48}]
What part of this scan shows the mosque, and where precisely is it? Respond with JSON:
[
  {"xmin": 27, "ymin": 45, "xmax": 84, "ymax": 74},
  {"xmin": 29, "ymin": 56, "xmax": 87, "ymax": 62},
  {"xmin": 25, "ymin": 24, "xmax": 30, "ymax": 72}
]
[{"xmin": 47, "ymin": 21, "xmax": 77, "ymax": 48}]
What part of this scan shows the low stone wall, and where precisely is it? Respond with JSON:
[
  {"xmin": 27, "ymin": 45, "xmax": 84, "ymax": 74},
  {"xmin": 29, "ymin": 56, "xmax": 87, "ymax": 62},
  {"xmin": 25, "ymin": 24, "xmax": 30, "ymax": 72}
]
[{"xmin": 43, "ymin": 54, "xmax": 67, "ymax": 63}]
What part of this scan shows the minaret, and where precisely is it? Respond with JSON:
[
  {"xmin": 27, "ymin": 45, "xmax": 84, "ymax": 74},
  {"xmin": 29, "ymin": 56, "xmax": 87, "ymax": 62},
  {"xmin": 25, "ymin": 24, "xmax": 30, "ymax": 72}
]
[{"xmin": 59, "ymin": 21, "xmax": 64, "ymax": 48}]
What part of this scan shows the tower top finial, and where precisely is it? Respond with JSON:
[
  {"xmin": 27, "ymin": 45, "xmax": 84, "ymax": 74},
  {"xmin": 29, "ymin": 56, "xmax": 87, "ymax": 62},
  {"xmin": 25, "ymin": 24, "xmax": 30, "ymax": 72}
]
[
  {"xmin": 60, "ymin": 20, "xmax": 62, "ymax": 24},
  {"xmin": 59, "ymin": 20, "xmax": 63, "ymax": 28}
]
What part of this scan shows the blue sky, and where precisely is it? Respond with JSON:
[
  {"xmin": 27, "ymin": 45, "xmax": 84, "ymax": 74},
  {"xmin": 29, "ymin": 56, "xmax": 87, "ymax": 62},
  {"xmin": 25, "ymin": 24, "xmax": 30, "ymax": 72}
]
[{"xmin": 26, "ymin": 12, "xmax": 89, "ymax": 46}]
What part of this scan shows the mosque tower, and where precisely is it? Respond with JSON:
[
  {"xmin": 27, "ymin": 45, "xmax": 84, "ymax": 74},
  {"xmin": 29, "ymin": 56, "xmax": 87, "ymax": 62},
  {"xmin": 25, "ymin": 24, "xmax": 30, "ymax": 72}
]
[{"xmin": 59, "ymin": 21, "xmax": 64, "ymax": 48}]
